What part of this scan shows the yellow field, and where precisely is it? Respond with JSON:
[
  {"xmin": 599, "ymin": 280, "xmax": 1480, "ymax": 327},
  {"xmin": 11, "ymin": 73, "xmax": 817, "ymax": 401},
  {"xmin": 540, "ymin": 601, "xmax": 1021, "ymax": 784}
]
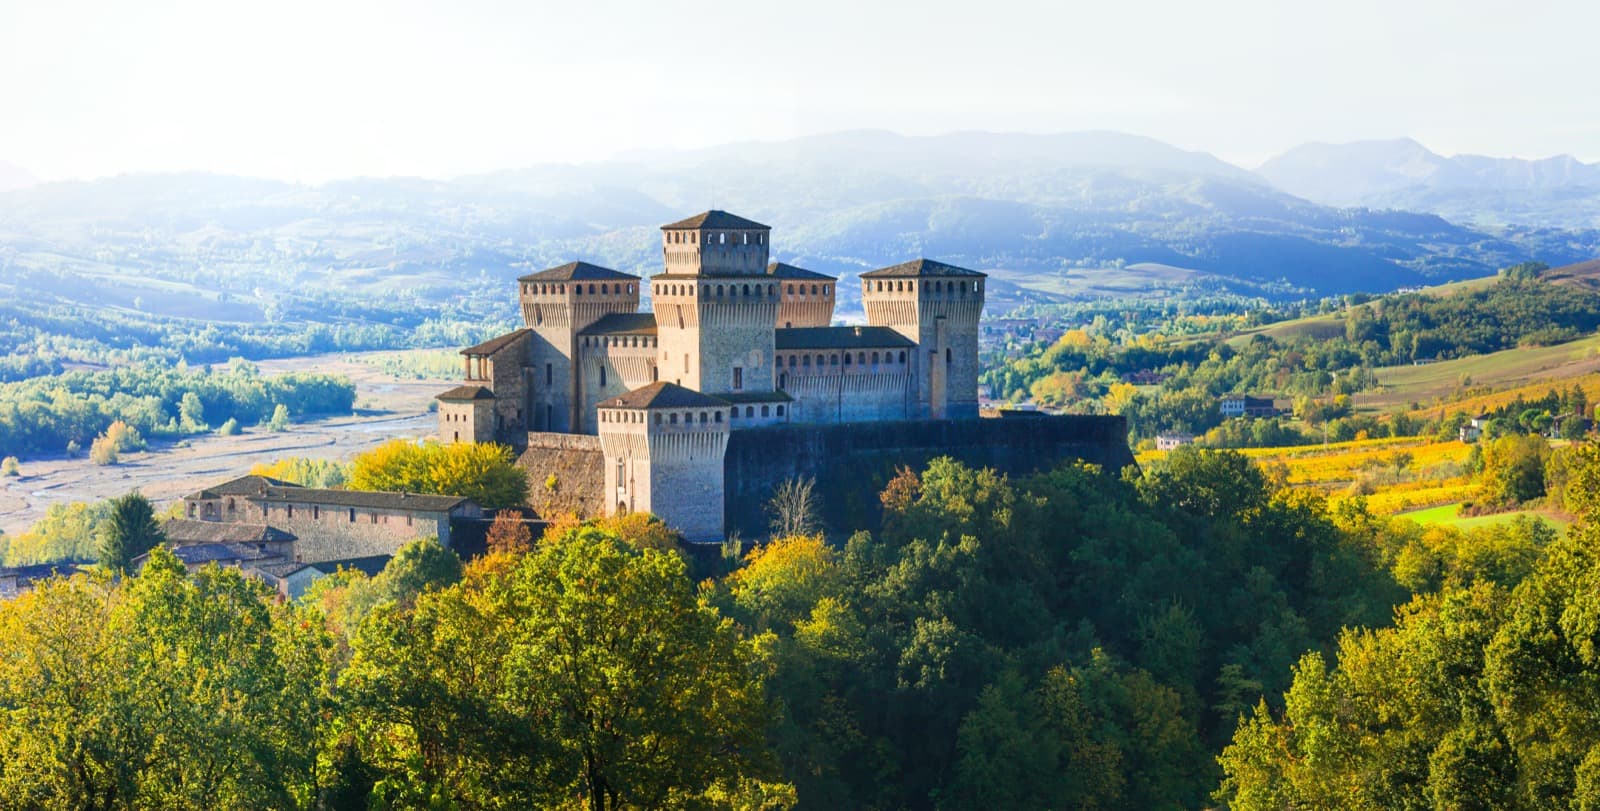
[
  {"xmin": 1142, "ymin": 435, "xmax": 1475, "ymax": 513},
  {"xmin": 1401, "ymin": 372, "xmax": 1600, "ymax": 422}
]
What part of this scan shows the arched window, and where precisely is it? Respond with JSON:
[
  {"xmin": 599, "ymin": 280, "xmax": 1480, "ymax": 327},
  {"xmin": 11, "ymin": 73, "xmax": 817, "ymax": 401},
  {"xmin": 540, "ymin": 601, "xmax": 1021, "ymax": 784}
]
[
  {"xmin": 777, "ymin": 405, "xmax": 785, "ymax": 416},
  {"xmin": 802, "ymin": 356, "xmax": 811, "ymax": 368},
  {"xmin": 746, "ymin": 406, "xmax": 754, "ymax": 417},
  {"xmin": 823, "ymin": 285, "xmax": 830, "ymax": 295},
  {"xmin": 830, "ymin": 354, "xmax": 839, "ymax": 366},
  {"xmin": 715, "ymin": 411, "xmax": 723, "ymax": 423},
  {"xmin": 787, "ymin": 284, "xmax": 794, "ymax": 294},
  {"xmin": 742, "ymin": 284, "xmax": 750, "ymax": 296},
  {"xmin": 717, "ymin": 285, "xmax": 724, "ymax": 298},
  {"xmin": 761, "ymin": 405, "xmax": 770, "ymax": 417},
  {"xmin": 843, "ymin": 353, "xmax": 851, "ymax": 366},
  {"xmin": 700, "ymin": 411, "xmax": 707, "ymax": 423},
  {"xmin": 655, "ymin": 413, "xmax": 663, "ymax": 425},
  {"xmin": 669, "ymin": 413, "xmax": 677, "ymax": 424},
  {"xmin": 899, "ymin": 351, "xmax": 907, "ymax": 363},
  {"xmin": 779, "ymin": 372, "xmax": 787, "ymax": 388},
  {"xmin": 872, "ymin": 351, "xmax": 880, "ymax": 364},
  {"xmin": 601, "ymin": 283, "xmax": 608, "ymax": 294},
  {"xmin": 788, "ymin": 355, "xmax": 796, "ymax": 368},
  {"xmin": 574, "ymin": 285, "xmax": 582, "ymax": 296},
  {"xmin": 599, "ymin": 366, "xmax": 607, "ymax": 386},
  {"xmin": 947, "ymin": 347, "xmax": 953, "ymax": 364}
]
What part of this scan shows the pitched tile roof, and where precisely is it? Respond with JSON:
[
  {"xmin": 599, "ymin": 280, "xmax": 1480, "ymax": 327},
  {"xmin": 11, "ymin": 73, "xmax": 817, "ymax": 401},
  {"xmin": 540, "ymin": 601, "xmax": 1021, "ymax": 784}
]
[
  {"xmin": 251, "ymin": 486, "xmax": 472, "ymax": 513},
  {"xmin": 187, "ymin": 475, "xmax": 299, "ymax": 500},
  {"xmin": 517, "ymin": 261, "xmax": 638, "ymax": 282},
  {"xmin": 579, "ymin": 313, "xmax": 658, "ymax": 336},
  {"xmin": 661, "ymin": 210, "xmax": 770, "ymax": 231},
  {"xmin": 718, "ymin": 390, "xmax": 794, "ymax": 404},
  {"xmin": 775, "ymin": 326, "xmax": 917, "ymax": 350},
  {"xmin": 460, "ymin": 328, "xmax": 532, "ymax": 356},
  {"xmin": 598, "ymin": 381, "xmax": 730, "ymax": 410},
  {"xmin": 767, "ymin": 262, "xmax": 835, "ymax": 281},
  {"xmin": 860, "ymin": 258, "xmax": 987, "ymax": 278},
  {"xmin": 158, "ymin": 543, "xmax": 288, "ymax": 566},
  {"xmin": 437, "ymin": 385, "xmax": 496, "ymax": 402},
  {"xmin": 160, "ymin": 519, "xmax": 296, "ymax": 545},
  {"xmin": 310, "ymin": 555, "xmax": 394, "ymax": 578}
]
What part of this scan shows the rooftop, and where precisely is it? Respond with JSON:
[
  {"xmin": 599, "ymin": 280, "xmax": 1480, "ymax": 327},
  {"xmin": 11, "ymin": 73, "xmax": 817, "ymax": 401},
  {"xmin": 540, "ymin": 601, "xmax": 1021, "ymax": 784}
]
[
  {"xmin": 860, "ymin": 258, "xmax": 986, "ymax": 279},
  {"xmin": 776, "ymin": 326, "xmax": 917, "ymax": 350},
  {"xmin": 767, "ymin": 262, "xmax": 835, "ymax": 281},
  {"xmin": 661, "ymin": 210, "xmax": 770, "ymax": 231},
  {"xmin": 580, "ymin": 312, "xmax": 658, "ymax": 337},
  {"xmin": 161, "ymin": 519, "xmax": 296, "ymax": 545},
  {"xmin": 187, "ymin": 475, "xmax": 299, "ymax": 500},
  {"xmin": 437, "ymin": 385, "xmax": 496, "ymax": 402},
  {"xmin": 599, "ymin": 381, "xmax": 730, "ymax": 410},
  {"xmin": 518, "ymin": 261, "xmax": 638, "ymax": 283},
  {"xmin": 252, "ymin": 486, "xmax": 472, "ymax": 513},
  {"xmin": 461, "ymin": 328, "xmax": 532, "ymax": 357},
  {"xmin": 310, "ymin": 555, "xmax": 394, "ymax": 578},
  {"xmin": 718, "ymin": 390, "xmax": 794, "ymax": 404}
]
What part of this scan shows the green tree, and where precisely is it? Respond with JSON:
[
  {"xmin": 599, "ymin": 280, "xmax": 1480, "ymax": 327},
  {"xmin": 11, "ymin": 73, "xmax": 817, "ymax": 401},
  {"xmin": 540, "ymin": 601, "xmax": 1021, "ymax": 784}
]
[
  {"xmin": 267, "ymin": 403, "xmax": 291, "ymax": 432},
  {"xmin": 97, "ymin": 491, "xmax": 164, "ymax": 572},
  {"xmin": 0, "ymin": 456, "xmax": 18, "ymax": 477},
  {"xmin": 179, "ymin": 391, "xmax": 207, "ymax": 432}
]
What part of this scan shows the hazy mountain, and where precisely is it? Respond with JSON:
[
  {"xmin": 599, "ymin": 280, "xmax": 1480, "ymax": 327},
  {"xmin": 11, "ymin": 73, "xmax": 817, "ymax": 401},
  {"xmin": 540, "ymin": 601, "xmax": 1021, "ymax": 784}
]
[
  {"xmin": 1258, "ymin": 139, "xmax": 1600, "ymax": 227},
  {"xmin": 1, "ymin": 131, "xmax": 1596, "ymax": 329},
  {"xmin": 0, "ymin": 161, "xmax": 37, "ymax": 193}
]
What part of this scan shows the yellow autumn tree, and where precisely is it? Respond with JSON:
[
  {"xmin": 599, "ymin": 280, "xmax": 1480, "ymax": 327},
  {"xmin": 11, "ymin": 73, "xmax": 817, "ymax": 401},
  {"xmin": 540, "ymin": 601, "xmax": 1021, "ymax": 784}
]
[{"xmin": 347, "ymin": 440, "xmax": 529, "ymax": 510}]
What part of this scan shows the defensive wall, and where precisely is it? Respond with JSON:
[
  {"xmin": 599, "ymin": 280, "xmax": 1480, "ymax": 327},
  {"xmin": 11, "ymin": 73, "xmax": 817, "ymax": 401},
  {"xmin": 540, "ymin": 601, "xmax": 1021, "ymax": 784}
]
[
  {"xmin": 722, "ymin": 414, "xmax": 1134, "ymax": 539},
  {"xmin": 517, "ymin": 432, "xmax": 606, "ymax": 518}
]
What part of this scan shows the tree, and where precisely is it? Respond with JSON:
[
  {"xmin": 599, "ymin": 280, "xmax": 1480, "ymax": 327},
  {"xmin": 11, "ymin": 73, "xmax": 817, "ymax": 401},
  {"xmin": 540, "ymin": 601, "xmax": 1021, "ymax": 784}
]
[
  {"xmin": 341, "ymin": 526, "xmax": 785, "ymax": 809},
  {"xmin": 216, "ymin": 417, "xmax": 241, "ymax": 435},
  {"xmin": 347, "ymin": 439, "xmax": 529, "ymax": 509},
  {"xmin": 267, "ymin": 403, "xmax": 291, "ymax": 432},
  {"xmin": 178, "ymin": 391, "xmax": 207, "ymax": 432},
  {"xmin": 485, "ymin": 509, "xmax": 534, "ymax": 555},
  {"xmin": 766, "ymin": 476, "xmax": 820, "ymax": 538},
  {"xmin": 0, "ymin": 456, "xmax": 18, "ymax": 477},
  {"xmin": 98, "ymin": 491, "xmax": 164, "ymax": 573},
  {"xmin": 88, "ymin": 434, "xmax": 119, "ymax": 466}
]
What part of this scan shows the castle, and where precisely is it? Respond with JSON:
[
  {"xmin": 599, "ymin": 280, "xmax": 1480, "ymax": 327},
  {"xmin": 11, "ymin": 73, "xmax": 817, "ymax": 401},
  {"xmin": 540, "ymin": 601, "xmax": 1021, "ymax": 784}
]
[{"xmin": 437, "ymin": 211, "xmax": 987, "ymax": 540}]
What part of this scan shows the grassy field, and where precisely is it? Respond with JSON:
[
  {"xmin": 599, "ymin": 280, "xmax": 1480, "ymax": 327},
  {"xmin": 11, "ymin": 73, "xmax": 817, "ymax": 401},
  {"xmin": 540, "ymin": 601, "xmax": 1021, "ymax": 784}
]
[
  {"xmin": 1355, "ymin": 333, "xmax": 1600, "ymax": 413},
  {"xmin": 1226, "ymin": 312, "xmax": 1346, "ymax": 347},
  {"xmin": 1398, "ymin": 502, "xmax": 1570, "ymax": 533}
]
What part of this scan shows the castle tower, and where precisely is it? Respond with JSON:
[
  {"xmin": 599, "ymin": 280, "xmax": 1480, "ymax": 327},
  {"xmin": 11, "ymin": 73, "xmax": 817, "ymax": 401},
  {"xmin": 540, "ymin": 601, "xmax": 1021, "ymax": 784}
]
[
  {"xmin": 860, "ymin": 259, "xmax": 986, "ymax": 419},
  {"xmin": 654, "ymin": 212, "xmax": 779, "ymax": 396},
  {"xmin": 768, "ymin": 263, "xmax": 836, "ymax": 328},
  {"xmin": 435, "ymin": 385, "xmax": 496, "ymax": 444},
  {"xmin": 517, "ymin": 262, "xmax": 641, "ymax": 433},
  {"xmin": 597, "ymin": 382, "xmax": 731, "ymax": 541}
]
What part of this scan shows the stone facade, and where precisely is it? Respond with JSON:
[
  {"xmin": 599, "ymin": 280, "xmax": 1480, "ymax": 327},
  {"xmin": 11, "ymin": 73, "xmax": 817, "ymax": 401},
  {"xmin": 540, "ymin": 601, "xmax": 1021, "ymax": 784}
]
[
  {"xmin": 435, "ymin": 210, "xmax": 1128, "ymax": 541},
  {"xmin": 181, "ymin": 476, "xmax": 482, "ymax": 563}
]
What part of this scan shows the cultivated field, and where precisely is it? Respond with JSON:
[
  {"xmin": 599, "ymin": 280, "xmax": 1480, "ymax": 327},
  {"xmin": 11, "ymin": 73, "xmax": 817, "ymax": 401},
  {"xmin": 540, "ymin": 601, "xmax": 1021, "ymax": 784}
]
[{"xmin": 0, "ymin": 352, "xmax": 452, "ymax": 536}]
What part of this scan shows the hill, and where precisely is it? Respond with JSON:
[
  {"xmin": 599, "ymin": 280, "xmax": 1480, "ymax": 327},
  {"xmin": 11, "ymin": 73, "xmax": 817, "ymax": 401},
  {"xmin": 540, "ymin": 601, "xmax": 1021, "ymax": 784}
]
[
  {"xmin": 3, "ymin": 130, "xmax": 1597, "ymax": 336},
  {"xmin": 1257, "ymin": 138, "xmax": 1600, "ymax": 228}
]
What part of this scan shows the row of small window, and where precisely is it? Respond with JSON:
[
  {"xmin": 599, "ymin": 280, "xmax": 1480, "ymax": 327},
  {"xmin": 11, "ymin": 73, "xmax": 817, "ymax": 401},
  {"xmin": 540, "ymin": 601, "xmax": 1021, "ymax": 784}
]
[
  {"xmin": 582, "ymin": 335, "xmax": 656, "ymax": 348},
  {"xmin": 443, "ymin": 412, "xmax": 470, "ymax": 422},
  {"xmin": 278, "ymin": 503, "xmax": 414, "ymax": 526},
  {"xmin": 523, "ymin": 283, "xmax": 637, "ymax": 296},
  {"xmin": 867, "ymin": 279, "xmax": 980, "ymax": 295},
  {"xmin": 666, "ymin": 230, "xmax": 765, "ymax": 245},
  {"xmin": 779, "ymin": 350, "xmax": 909, "ymax": 369},
  {"xmin": 598, "ymin": 404, "xmax": 787, "ymax": 426}
]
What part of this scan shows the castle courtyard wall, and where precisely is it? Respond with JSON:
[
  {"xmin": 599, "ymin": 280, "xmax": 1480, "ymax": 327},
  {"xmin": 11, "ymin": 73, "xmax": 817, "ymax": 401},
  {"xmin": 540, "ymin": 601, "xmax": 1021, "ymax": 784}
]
[{"xmin": 517, "ymin": 432, "xmax": 606, "ymax": 519}]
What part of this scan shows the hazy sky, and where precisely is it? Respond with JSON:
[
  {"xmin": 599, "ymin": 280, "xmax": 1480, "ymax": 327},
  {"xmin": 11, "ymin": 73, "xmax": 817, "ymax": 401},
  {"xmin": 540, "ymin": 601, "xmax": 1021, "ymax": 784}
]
[{"xmin": 3, "ymin": 0, "xmax": 1596, "ymax": 182}]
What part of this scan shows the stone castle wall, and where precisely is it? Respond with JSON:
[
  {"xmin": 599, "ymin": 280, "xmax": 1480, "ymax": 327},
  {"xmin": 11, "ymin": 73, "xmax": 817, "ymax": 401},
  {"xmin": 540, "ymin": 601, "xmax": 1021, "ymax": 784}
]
[
  {"xmin": 722, "ymin": 415, "xmax": 1134, "ymax": 539},
  {"xmin": 781, "ymin": 370, "xmax": 914, "ymax": 424},
  {"xmin": 517, "ymin": 432, "xmax": 606, "ymax": 519}
]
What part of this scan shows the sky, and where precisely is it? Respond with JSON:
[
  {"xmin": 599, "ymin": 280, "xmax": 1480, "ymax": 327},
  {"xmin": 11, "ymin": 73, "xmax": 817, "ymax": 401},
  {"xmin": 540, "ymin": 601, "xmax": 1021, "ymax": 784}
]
[{"xmin": 2, "ymin": 0, "xmax": 1596, "ymax": 183}]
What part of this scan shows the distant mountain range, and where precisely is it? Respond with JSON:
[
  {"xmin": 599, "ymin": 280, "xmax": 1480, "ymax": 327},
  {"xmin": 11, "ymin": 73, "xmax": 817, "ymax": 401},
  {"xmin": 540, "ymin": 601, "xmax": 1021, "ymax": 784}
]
[
  {"xmin": 0, "ymin": 161, "xmax": 36, "ymax": 194},
  {"xmin": 1257, "ymin": 138, "xmax": 1600, "ymax": 228},
  {"xmin": 1, "ymin": 131, "xmax": 1598, "ymax": 325}
]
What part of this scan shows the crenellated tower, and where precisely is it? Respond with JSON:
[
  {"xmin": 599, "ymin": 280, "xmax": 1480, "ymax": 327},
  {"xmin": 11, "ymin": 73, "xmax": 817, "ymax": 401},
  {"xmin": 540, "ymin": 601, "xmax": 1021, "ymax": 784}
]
[
  {"xmin": 597, "ymin": 382, "xmax": 731, "ymax": 541},
  {"xmin": 517, "ymin": 262, "xmax": 640, "ymax": 432},
  {"xmin": 860, "ymin": 259, "xmax": 986, "ymax": 419},
  {"xmin": 654, "ymin": 211, "xmax": 779, "ymax": 395},
  {"xmin": 768, "ymin": 262, "xmax": 836, "ymax": 328}
]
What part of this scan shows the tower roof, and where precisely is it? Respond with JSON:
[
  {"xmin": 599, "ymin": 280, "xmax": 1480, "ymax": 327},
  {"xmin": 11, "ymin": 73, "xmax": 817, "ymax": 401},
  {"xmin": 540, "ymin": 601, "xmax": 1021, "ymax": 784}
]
[
  {"xmin": 579, "ymin": 313, "xmax": 658, "ymax": 337},
  {"xmin": 436, "ymin": 385, "xmax": 496, "ymax": 402},
  {"xmin": 460, "ymin": 328, "xmax": 532, "ymax": 356},
  {"xmin": 661, "ymin": 210, "xmax": 770, "ymax": 231},
  {"xmin": 766, "ymin": 262, "xmax": 835, "ymax": 281},
  {"xmin": 518, "ymin": 261, "xmax": 637, "ymax": 282},
  {"xmin": 776, "ymin": 326, "xmax": 916, "ymax": 350},
  {"xmin": 860, "ymin": 258, "xmax": 986, "ymax": 279},
  {"xmin": 598, "ymin": 381, "xmax": 729, "ymax": 410}
]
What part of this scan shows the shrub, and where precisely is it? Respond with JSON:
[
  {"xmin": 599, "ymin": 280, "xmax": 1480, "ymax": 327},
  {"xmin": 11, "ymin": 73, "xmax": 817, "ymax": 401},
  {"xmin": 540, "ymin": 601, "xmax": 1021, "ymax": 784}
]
[
  {"xmin": 0, "ymin": 457, "xmax": 19, "ymax": 477},
  {"xmin": 217, "ymin": 417, "xmax": 241, "ymax": 436}
]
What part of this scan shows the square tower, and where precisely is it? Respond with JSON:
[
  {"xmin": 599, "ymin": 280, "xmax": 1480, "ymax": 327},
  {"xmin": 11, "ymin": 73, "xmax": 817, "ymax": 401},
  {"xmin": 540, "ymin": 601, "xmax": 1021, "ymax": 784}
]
[
  {"xmin": 860, "ymin": 259, "xmax": 986, "ymax": 419},
  {"xmin": 597, "ymin": 382, "xmax": 732, "ymax": 541},
  {"xmin": 654, "ymin": 211, "xmax": 780, "ymax": 396},
  {"xmin": 517, "ymin": 262, "xmax": 641, "ymax": 433}
]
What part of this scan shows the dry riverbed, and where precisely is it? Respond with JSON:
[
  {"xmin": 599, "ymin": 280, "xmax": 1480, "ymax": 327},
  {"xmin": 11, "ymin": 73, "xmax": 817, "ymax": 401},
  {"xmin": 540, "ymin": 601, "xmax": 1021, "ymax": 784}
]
[{"xmin": 0, "ymin": 352, "xmax": 452, "ymax": 536}]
